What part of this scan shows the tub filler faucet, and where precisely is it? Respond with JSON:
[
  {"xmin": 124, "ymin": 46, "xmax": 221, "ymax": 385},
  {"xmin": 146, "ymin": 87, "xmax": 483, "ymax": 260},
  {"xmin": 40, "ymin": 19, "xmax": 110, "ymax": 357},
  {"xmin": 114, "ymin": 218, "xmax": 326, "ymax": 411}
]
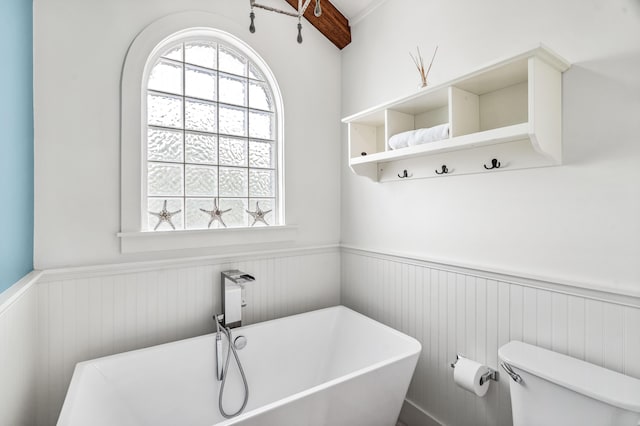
[
  {"xmin": 220, "ymin": 270, "xmax": 255, "ymax": 329},
  {"xmin": 213, "ymin": 270, "xmax": 253, "ymax": 417}
]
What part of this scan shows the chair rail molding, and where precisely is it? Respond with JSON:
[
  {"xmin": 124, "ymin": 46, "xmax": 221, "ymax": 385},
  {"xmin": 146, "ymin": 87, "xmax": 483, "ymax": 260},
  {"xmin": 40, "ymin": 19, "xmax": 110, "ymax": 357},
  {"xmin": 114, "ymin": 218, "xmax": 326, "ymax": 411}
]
[{"xmin": 341, "ymin": 245, "xmax": 640, "ymax": 308}]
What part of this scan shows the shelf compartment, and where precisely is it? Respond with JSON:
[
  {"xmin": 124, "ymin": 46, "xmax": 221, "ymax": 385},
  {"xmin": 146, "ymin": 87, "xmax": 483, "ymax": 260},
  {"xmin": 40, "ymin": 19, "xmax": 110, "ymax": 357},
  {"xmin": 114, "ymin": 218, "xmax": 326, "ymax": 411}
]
[{"xmin": 384, "ymin": 86, "xmax": 449, "ymax": 151}]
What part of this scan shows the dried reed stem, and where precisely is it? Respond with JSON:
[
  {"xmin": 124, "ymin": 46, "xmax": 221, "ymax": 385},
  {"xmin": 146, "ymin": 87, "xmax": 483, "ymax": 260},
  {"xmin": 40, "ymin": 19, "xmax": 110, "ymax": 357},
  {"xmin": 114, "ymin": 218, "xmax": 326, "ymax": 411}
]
[{"xmin": 410, "ymin": 45, "xmax": 438, "ymax": 87}]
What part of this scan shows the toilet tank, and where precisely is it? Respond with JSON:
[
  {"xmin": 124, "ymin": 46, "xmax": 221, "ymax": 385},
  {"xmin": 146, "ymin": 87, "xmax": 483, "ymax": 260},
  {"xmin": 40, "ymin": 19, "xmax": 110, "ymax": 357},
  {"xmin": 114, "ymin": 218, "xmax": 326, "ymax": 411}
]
[{"xmin": 498, "ymin": 341, "xmax": 640, "ymax": 426}]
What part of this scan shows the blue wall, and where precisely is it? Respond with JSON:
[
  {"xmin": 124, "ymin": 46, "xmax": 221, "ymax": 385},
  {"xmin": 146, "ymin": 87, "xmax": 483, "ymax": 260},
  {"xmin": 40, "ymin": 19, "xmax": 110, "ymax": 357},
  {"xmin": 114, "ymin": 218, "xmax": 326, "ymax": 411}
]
[{"xmin": 0, "ymin": 0, "xmax": 34, "ymax": 293}]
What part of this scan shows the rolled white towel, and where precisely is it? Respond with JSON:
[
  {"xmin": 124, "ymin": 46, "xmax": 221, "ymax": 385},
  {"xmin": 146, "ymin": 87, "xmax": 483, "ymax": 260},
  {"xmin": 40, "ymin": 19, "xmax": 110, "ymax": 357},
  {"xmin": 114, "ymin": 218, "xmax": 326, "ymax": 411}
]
[
  {"xmin": 388, "ymin": 124, "xmax": 450, "ymax": 150},
  {"xmin": 408, "ymin": 123, "xmax": 450, "ymax": 146},
  {"xmin": 388, "ymin": 130, "xmax": 413, "ymax": 150}
]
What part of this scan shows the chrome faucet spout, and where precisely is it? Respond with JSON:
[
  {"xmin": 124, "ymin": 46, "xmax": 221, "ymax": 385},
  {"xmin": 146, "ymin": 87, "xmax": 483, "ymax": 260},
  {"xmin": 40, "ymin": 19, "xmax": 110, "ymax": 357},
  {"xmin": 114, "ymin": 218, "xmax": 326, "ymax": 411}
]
[{"xmin": 221, "ymin": 270, "xmax": 254, "ymax": 329}]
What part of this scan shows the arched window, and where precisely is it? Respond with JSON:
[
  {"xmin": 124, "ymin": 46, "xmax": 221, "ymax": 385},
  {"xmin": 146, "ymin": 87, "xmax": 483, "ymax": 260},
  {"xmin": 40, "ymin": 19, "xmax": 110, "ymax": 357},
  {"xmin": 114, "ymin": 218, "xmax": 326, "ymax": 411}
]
[
  {"xmin": 120, "ymin": 13, "xmax": 294, "ymax": 253},
  {"xmin": 144, "ymin": 34, "xmax": 280, "ymax": 231}
]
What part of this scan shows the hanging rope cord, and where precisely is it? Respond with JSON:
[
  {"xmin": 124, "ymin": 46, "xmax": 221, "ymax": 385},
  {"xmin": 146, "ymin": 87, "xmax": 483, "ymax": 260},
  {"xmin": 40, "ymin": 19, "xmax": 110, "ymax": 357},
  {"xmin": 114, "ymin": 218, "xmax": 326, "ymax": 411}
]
[
  {"xmin": 218, "ymin": 326, "xmax": 250, "ymax": 419},
  {"xmin": 249, "ymin": 0, "xmax": 321, "ymax": 43}
]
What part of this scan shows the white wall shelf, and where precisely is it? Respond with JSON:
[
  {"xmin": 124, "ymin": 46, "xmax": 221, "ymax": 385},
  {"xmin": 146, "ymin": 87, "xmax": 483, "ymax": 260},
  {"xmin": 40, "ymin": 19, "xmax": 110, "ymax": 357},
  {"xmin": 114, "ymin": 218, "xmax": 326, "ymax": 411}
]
[{"xmin": 342, "ymin": 45, "xmax": 570, "ymax": 182}]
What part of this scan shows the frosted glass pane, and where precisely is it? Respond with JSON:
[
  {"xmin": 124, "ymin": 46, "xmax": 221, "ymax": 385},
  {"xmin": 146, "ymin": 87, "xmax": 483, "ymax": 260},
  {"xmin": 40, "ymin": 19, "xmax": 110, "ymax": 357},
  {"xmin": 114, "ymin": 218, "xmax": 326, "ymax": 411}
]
[
  {"xmin": 249, "ymin": 169, "xmax": 275, "ymax": 197},
  {"xmin": 147, "ymin": 163, "xmax": 183, "ymax": 196},
  {"xmin": 249, "ymin": 110, "xmax": 274, "ymax": 139},
  {"xmin": 249, "ymin": 140, "xmax": 275, "ymax": 168},
  {"xmin": 185, "ymin": 66, "xmax": 216, "ymax": 101},
  {"xmin": 219, "ymin": 105, "xmax": 247, "ymax": 137},
  {"xmin": 147, "ymin": 198, "xmax": 183, "ymax": 230},
  {"xmin": 219, "ymin": 198, "xmax": 248, "ymax": 227},
  {"xmin": 148, "ymin": 60, "xmax": 183, "ymax": 95},
  {"xmin": 147, "ymin": 94, "xmax": 183, "ymax": 128},
  {"xmin": 186, "ymin": 99, "xmax": 217, "ymax": 132},
  {"xmin": 185, "ymin": 165, "xmax": 217, "ymax": 196},
  {"xmin": 147, "ymin": 128, "xmax": 183, "ymax": 162},
  {"xmin": 219, "ymin": 46, "xmax": 247, "ymax": 76},
  {"xmin": 248, "ymin": 198, "xmax": 275, "ymax": 226},
  {"xmin": 249, "ymin": 63, "xmax": 264, "ymax": 81},
  {"xmin": 185, "ymin": 198, "xmax": 217, "ymax": 229},
  {"xmin": 219, "ymin": 73, "xmax": 247, "ymax": 106},
  {"xmin": 249, "ymin": 81, "xmax": 273, "ymax": 111},
  {"xmin": 219, "ymin": 167, "xmax": 248, "ymax": 197},
  {"xmin": 185, "ymin": 42, "xmax": 216, "ymax": 69},
  {"xmin": 161, "ymin": 44, "xmax": 183, "ymax": 61},
  {"xmin": 219, "ymin": 136, "xmax": 248, "ymax": 167},
  {"xmin": 186, "ymin": 132, "xmax": 217, "ymax": 164}
]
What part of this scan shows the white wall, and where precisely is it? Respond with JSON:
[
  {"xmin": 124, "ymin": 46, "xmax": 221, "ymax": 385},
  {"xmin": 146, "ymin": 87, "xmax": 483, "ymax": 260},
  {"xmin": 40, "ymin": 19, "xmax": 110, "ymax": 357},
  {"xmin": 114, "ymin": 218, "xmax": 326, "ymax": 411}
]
[
  {"xmin": 0, "ymin": 273, "xmax": 39, "ymax": 426},
  {"xmin": 33, "ymin": 0, "xmax": 342, "ymax": 269},
  {"xmin": 340, "ymin": 0, "xmax": 640, "ymax": 294},
  {"xmin": 342, "ymin": 248, "xmax": 640, "ymax": 426}
]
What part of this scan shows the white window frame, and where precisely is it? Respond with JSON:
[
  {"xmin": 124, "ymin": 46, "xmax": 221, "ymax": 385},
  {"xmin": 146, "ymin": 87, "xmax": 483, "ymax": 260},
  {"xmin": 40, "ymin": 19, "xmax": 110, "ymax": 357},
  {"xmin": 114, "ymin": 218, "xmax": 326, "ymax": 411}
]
[{"xmin": 119, "ymin": 12, "xmax": 296, "ymax": 253}]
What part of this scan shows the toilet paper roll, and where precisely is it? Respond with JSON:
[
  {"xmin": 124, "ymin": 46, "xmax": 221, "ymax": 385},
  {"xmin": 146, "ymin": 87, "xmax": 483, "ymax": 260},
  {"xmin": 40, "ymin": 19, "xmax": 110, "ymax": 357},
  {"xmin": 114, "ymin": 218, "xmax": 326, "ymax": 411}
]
[{"xmin": 453, "ymin": 357, "xmax": 491, "ymax": 397}]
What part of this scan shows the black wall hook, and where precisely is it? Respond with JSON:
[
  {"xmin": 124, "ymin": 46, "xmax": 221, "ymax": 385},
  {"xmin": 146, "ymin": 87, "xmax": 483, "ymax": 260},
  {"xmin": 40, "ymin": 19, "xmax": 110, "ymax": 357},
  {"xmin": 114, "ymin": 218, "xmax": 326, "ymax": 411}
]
[
  {"xmin": 435, "ymin": 165, "xmax": 449, "ymax": 175},
  {"xmin": 398, "ymin": 169, "xmax": 411, "ymax": 179},
  {"xmin": 484, "ymin": 158, "xmax": 502, "ymax": 170}
]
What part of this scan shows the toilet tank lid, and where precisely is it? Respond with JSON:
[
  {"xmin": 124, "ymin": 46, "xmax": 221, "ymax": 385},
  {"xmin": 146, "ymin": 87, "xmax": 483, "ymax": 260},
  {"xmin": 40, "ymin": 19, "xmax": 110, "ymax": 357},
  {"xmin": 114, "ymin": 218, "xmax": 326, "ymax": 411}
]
[{"xmin": 499, "ymin": 341, "xmax": 640, "ymax": 413}]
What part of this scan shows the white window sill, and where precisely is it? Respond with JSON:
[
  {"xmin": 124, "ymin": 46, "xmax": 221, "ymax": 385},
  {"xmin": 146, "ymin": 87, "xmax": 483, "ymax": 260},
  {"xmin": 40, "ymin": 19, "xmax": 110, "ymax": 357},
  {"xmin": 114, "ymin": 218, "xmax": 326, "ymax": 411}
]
[{"xmin": 117, "ymin": 225, "xmax": 298, "ymax": 253}]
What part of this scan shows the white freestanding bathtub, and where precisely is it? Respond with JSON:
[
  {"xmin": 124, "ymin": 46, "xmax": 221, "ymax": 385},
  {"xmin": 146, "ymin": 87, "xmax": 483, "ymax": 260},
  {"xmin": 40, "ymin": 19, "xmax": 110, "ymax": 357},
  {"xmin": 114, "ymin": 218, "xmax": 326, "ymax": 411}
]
[{"xmin": 58, "ymin": 305, "xmax": 421, "ymax": 426}]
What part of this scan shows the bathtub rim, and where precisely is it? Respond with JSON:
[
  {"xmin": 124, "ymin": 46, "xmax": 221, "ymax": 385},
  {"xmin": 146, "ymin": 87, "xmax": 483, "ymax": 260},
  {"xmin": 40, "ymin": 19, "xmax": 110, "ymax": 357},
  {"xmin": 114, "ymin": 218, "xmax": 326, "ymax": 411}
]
[{"xmin": 59, "ymin": 305, "xmax": 422, "ymax": 426}]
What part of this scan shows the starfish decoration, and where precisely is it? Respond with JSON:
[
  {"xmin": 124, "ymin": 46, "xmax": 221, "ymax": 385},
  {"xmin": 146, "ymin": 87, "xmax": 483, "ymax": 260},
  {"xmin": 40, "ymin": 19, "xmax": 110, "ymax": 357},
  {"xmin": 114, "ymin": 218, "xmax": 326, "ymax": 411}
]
[
  {"xmin": 200, "ymin": 199, "xmax": 232, "ymax": 228},
  {"xmin": 149, "ymin": 200, "xmax": 181, "ymax": 230},
  {"xmin": 246, "ymin": 201, "xmax": 272, "ymax": 226}
]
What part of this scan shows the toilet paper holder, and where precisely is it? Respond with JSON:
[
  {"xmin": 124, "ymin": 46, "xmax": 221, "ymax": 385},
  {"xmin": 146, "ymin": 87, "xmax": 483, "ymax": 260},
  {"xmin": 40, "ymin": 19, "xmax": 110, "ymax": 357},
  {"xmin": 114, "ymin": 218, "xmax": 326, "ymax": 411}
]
[{"xmin": 450, "ymin": 354, "xmax": 499, "ymax": 385}]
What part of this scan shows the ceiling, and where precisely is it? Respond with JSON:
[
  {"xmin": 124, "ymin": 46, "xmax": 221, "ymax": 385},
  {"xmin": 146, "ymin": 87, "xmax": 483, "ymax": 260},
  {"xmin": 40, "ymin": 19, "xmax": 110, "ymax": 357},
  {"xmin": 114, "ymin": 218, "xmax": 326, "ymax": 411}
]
[{"xmin": 329, "ymin": 0, "xmax": 386, "ymax": 23}]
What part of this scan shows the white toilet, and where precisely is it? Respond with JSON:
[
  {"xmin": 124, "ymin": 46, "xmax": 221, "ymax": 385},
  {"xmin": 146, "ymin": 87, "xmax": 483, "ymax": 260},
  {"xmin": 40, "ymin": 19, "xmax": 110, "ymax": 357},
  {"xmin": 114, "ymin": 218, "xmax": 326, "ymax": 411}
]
[{"xmin": 498, "ymin": 341, "xmax": 640, "ymax": 426}]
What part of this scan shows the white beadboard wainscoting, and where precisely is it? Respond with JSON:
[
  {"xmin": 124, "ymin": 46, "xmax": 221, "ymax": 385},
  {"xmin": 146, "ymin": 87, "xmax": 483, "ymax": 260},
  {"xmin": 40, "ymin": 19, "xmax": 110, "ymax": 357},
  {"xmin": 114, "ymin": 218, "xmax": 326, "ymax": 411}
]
[
  {"xmin": 30, "ymin": 245, "xmax": 339, "ymax": 426},
  {"xmin": 341, "ymin": 247, "xmax": 640, "ymax": 426},
  {"xmin": 0, "ymin": 271, "xmax": 40, "ymax": 426}
]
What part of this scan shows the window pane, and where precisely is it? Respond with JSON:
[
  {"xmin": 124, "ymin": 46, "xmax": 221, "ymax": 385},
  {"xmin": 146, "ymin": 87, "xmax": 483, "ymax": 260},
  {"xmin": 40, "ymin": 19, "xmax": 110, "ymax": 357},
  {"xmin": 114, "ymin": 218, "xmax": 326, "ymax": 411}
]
[
  {"xmin": 219, "ymin": 45, "xmax": 247, "ymax": 76},
  {"xmin": 248, "ymin": 198, "xmax": 274, "ymax": 226},
  {"xmin": 249, "ymin": 140, "xmax": 275, "ymax": 168},
  {"xmin": 147, "ymin": 127, "xmax": 183, "ymax": 162},
  {"xmin": 249, "ymin": 62, "xmax": 265, "ymax": 81},
  {"xmin": 185, "ymin": 42, "xmax": 216, "ymax": 69},
  {"xmin": 248, "ymin": 110, "xmax": 274, "ymax": 139},
  {"xmin": 219, "ymin": 167, "xmax": 248, "ymax": 197},
  {"xmin": 185, "ymin": 198, "xmax": 217, "ymax": 229},
  {"xmin": 185, "ymin": 132, "xmax": 217, "ymax": 164},
  {"xmin": 219, "ymin": 104, "xmax": 247, "ymax": 137},
  {"xmin": 147, "ymin": 197, "xmax": 183, "ymax": 230},
  {"xmin": 219, "ymin": 73, "xmax": 247, "ymax": 107},
  {"xmin": 249, "ymin": 80, "xmax": 273, "ymax": 111},
  {"xmin": 249, "ymin": 169, "xmax": 275, "ymax": 197},
  {"xmin": 147, "ymin": 163, "xmax": 184, "ymax": 196},
  {"xmin": 219, "ymin": 198, "xmax": 248, "ymax": 227},
  {"xmin": 145, "ymin": 38, "xmax": 280, "ymax": 230},
  {"xmin": 219, "ymin": 136, "xmax": 248, "ymax": 167},
  {"xmin": 185, "ymin": 165, "xmax": 217, "ymax": 196},
  {"xmin": 185, "ymin": 66, "xmax": 216, "ymax": 101},
  {"xmin": 185, "ymin": 99, "xmax": 217, "ymax": 132},
  {"xmin": 147, "ymin": 93, "xmax": 183, "ymax": 128},
  {"xmin": 161, "ymin": 44, "xmax": 183, "ymax": 61},
  {"xmin": 148, "ymin": 59, "xmax": 183, "ymax": 95}
]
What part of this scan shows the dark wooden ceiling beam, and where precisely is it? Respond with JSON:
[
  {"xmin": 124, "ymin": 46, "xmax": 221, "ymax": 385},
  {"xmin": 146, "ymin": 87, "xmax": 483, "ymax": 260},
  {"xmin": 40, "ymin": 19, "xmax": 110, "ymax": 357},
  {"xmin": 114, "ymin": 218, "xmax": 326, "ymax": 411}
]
[{"xmin": 283, "ymin": 0, "xmax": 351, "ymax": 49}]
